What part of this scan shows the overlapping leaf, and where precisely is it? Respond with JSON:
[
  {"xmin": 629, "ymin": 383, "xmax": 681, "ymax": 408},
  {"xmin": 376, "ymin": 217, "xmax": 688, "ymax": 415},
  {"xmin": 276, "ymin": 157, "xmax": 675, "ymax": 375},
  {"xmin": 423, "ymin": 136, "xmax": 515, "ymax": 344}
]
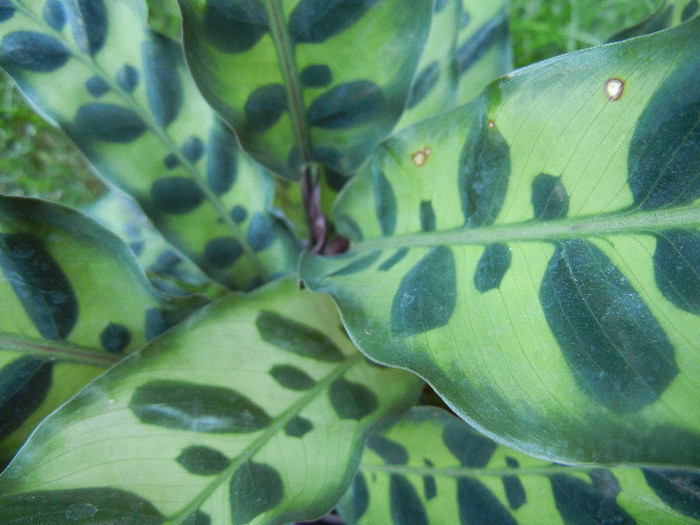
[
  {"xmin": 0, "ymin": 0, "xmax": 298, "ymax": 291},
  {"xmin": 178, "ymin": 0, "xmax": 432, "ymax": 179},
  {"xmin": 340, "ymin": 407, "xmax": 700, "ymax": 524},
  {"xmin": 0, "ymin": 278, "xmax": 422, "ymax": 524},
  {"xmin": 0, "ymin": 195, "xmax": 205, "ymax": 468},
  {"xmin": 609, "ymin": 0, "xmax": 699, "ymax": 42},
  {"xmin": 301, "ymin": 17, "xmax": 700, "ymax": 465}
]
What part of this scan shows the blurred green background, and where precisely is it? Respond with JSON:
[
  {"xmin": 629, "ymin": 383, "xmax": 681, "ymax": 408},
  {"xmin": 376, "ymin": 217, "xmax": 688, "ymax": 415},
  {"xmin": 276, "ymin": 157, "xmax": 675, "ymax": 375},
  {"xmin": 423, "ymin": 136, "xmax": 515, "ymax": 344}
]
[{"xmin": 0, "ymin": 0, "xmax": 661, "ymax": 206}]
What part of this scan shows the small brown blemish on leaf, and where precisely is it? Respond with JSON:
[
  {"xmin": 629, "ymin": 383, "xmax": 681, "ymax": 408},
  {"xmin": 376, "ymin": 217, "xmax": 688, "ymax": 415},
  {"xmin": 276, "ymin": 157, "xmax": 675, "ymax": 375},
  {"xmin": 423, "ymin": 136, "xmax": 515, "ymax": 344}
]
[
  {"xmin": 488, "ymin": 120, "xmax": 495, "ymax": 129},
  {"xmin": 411, "ymin": 146, "xmax": 432, "ymax": 167},
  {"xmin": 604, "ymin": 78, "xmax": 624, "ymax": 101}
]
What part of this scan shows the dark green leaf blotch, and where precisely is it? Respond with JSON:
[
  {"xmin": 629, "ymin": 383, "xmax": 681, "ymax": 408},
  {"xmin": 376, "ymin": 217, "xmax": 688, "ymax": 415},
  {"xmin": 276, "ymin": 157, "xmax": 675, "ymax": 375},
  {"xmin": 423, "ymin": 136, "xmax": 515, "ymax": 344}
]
[
  {"xmin": 457, "ymin": 13, "xmax": 508, "ymax": 74},
  {"xmin": 182, "ymin": 135, "xmax": 204, "ymax": 162},
  {"xmin": 289, "ymin": 0, "xmax": 378, "ymax": 43},
  {"xmin": 150, "ymin": 177, "xmax": 205, "ymax": 214},
  {"xmin": 177, "ymin": 445, "xmax": 230, "ymax": 475},
  {"xmin": 379, "ymin": 248, "xmax": 408, "ymax": 272},
  {"xmin": 367, "ymin": 434, "xmax": 409, "ymax": 465},
  {"xmin": 458, "ymin": 117, "xmax": 510, "ymax": 226},
  {"xmin": 503, "ymin": 457, "xmax": 527, "ymax": 509},
  {"xmin": 406, "ymin": 61, "xmax": 439, "ymax": 109},
  {"xmin": 256, "ymin": 311, "xmax": 344, "ymax": 362},
  {"xmin": 308, "ymin": 80, "xmax": 384, "ymax": 129},
  {"xmin": 549, "ymin": 473, "xmax": 634, "ymax": 525},
  {"xmin": 341, "ymin": 473, "xmax": 369, "ymax": 523},
  {"xmin": 531, "ymin": 173, "xmax": 569, "ymax": 220},
  {"xmin": 204, "ymin": 237, "xmax": 243, "ymax": 269},
  {"xmin": 420, "ymin": 200, "xmax": 436, "ymax": 232},
  {"xmin": 0, "ymin": 357, "xmax": 53, "ymax": 440},
  {"xmin": 0, "ymin": 232, "xmax": 78, "ymax": 340},
  {"xmin": 682, "ymin": 0, "xmax": 699, "ymax": 21},
  {"xmin": 116, "ymin": 64, "xmax": 139, "ymax": 92},
  {"xmin": 85, "ymin": 75, "xmax": 109, "ymax": 97},
  {"xmin": 300, "ymin": 64, "xmax": 333, "ymax": 87},
  {"xmin": 73, "ymin": 103, "xmax": 147, "ymax": 143},
  {"xmin": 654, "ymin": 230, "xmax": 700, "ymax": 313},
  {"xmin": 328, "ymin": 250, "xmax": 382, "ymax": 277},
  {"xmin": 142, "ymin": 37, "xmax": 183, "ymax": 127},
  {"xmin": 474, "ymin": 243, "xmax": 511, "ymax": 292},
  {"xmin": 230, "ymin": 461, "xmax": 283, "ymax": 525},
  {"xmin": 244, "ymin": 84, "xmax": 288, "ymax": 131},
  {"xmin": 183, "ymin": 511, "xmax": 211, "ymax": 525},
  {"xmin": 64, "ymin": 0, "xmax": 107, "ymax": 55},
  {"xmin": 43, "ymin": 1, "xmax": 65, "ymax": 30},
  {"xmin": 442, "ymin": 422, "xmax": 497, "ymax": 468},
  {"xmin": 457, "ymin": 478, "xmax": 517, "ymax": 525},
  {"xmin": 0, "ymin": 2, "xmax": 15, "ymax": 22},
  {"xmin": 390, "ymin": 475, "xmax": 427, "ymax": 525},
  {"xmin": 129, "ymin": 380, "xmax": 271, "ymax": 433},
  {"xmin": 269, "ymin": 364, "xmax": 315, "ymax": 390},
  {"xmin": 207, "ymin": 123, "xmax": 237, "ymax": 195},
  {"xmin": 642, "ymin": 468, "xmax": 700, "ymax": 520},
  {"xmin": 540, "ymin": 239, "xmax": 678, "ymax": 413},
  {"xmin": 628, "ymin": 62, "xmax": 700, "ymax": 209},
  {"xmin": 247, "ymin": 212, "xmax": 277, "ymax": 251},
  {"xmin": 204, "ymin": 0, "xmax": 268, "ymax": 53},
  {"xmin": 0, "ymin": 31, "xmax": 69, "ymax": 72},
  {"xmin": 373, "ymin": 166, "xmax": 396, "ymax": 237},
  {"xmin": 100, "ymin": 323, "xmax": 131, "ymax": 353},
  {"xmin": 328, "ymin": 377, "xmax": 378, "ymax": 420},
  {"xmin": 391, "ymin": 247, "xmax": 456, "ymax": 337},
  {"xmin": 284, "ymin": 416, "xmax": 313, "ymax": 438},
  {"xmin": 0, "ymin": 488, "xmax": 163, "ymax": 524}
]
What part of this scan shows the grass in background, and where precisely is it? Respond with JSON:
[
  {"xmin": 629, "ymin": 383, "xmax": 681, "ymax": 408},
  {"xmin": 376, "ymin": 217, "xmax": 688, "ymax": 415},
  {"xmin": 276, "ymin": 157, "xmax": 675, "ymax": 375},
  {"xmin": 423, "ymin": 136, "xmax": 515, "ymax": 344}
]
[{"xmin": 0, "ymin": 0, "xmax": 662, "ymax": 205}]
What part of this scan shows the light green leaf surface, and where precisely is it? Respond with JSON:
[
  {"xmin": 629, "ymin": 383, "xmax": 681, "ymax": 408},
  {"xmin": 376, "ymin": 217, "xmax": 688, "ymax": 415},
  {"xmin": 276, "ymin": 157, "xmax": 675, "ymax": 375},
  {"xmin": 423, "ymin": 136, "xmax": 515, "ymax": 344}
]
[
  {"xmin": 0, "ymin": 195, "xmax": 205, "ymax": 468},
  {"xmin": 0, "ymin": 0, "xmax": 298, "ymax": 291},
  {"xmin": 0, "ymin": 278, "xmax": 422, "ymax": 524},
  {"xmin": 609, "ymin": 0, "xmax": 699, "ymax": 42},
  {"xmin": 301, "ymin": 18, "xmax": 700, "ymax": 465},
  {"xmin": 178, "ymin": 0, "xmax": 433, "ymax": 179},
  {"xmin": 340, "ymin": 407, "xmax": 700, "ymax": 524}
]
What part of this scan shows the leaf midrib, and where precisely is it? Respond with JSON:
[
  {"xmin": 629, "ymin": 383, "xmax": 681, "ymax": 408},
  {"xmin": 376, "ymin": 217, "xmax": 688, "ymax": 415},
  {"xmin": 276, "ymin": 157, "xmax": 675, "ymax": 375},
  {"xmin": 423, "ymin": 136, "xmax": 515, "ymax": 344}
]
[{"xmin": 350, "ymin": 204, "xmax": 700, "ymax": 252}]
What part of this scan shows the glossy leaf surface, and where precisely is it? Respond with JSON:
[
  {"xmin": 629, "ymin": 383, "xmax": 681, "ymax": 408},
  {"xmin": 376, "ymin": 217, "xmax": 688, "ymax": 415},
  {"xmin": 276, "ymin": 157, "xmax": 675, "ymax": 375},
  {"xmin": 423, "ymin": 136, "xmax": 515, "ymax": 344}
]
[
  {"xmin": 340, "ymin": 407, "xmax": 700, "ymax": 524},
  {"xmin": 178, "ymin": 0, "xmax": 432, "ymax": 178},
  {"xmin": 0, "ymin": 195, "xmax": 204, "ymax": 467},
  {"xmin": 0, "ymin": 278, "xmax": 422, "ymax": 524},
  {"xmin": 0, "ymin": 0, "xmax": 298, "ymax": 290},
  {"xmin": 301, "ymin": 18, "xmax": 700, "ymax": 465}
]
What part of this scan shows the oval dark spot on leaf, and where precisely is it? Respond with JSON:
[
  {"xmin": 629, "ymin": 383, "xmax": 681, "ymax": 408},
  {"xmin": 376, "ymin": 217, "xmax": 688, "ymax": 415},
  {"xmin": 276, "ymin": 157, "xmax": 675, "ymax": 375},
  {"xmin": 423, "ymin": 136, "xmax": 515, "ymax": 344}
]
[
  {"xmin": 406, "ymin": 61, "xmax": 440, "ymax": 109},
  {"xmin": 141, "ymin": 36, "xmax": 183, "ymax": 127},
  {"xmin": 289, "ymin": 0, "xmax": 378, "ymax": 43},
  {"xmin": 442, "ymin": 422, "xmax": 496, "ymax": 467},
  {"xmin": 457, "ymin": 478, "xmax": 518, "ymax": 525},
  {"xmin": 0, "ymin": 357, "xmax": 53, "ymax": 440},
  {"xmin": 116, "ymin": 64, "xmax": 139, "ymax": 92},
  {"xmin": 628, "ymin": 63, "xmax": 700, "ymax": 209},
  {"xmin": 391, "ymin": 247, "xmax": 456, "ymax": 337},
  {"xmin": 367, "ymin": 434, "xmax": 409, "ymax": 465},
  {"xmin": 531, "ymin": 173, "xmax": 569, "ymax": 220},
  {"xmin": 284, "ymin": 416, "xmax": 313, "ymax": 438},
  {"xmin": 0, "ymin": 232, "xmax": 78, "ymax": 340},
  {"xmin": 145, "ymin": 308, "xmax": 169, "ymax": 340},
  {"xmin": 207, "ymin": 124, "xmax": 237, "ymax": 195},
  {"xmin": 328, "ymin": 377, "xmax": 378, "ymax": 420},
  {"xmin": 308, "ymin": 80, "xmax": 384, "ymax": 129},
  {"xmin": 231, "ymin": 205, "xmax": 247, "ymax": 224},
  {"xmin": 390, "ymin": 475, "xmax": 427, "ymax": 525},
  {"xmin": 300, "ymin": 64, "xmax": 333, "ymax": 87},
  {"xmin": 269, "ymin": 364, "xmax": 315, "ymax": 390},
  {"xmin": 244, "ymin": 84, "xmax": 288, "ymax": 131},
  {"xmin": 100, "ymin": 323, "xmax": 131, "ymax": 353},
  {"xmin": 434, "ymin": 0, "xmax": 448, "ymax": 12},
  {"xmin": 73, "ymin": 103, "xmax": 147, "ymax": 143},
  {"xmin": 420, "ymin": 201, "xmax": 436, "ymax": 232},
  {"xmin": 85, "ymin": 75, "xmax": 109, "ymax": 97},
  {"xmin": 204, "ymin": 237, "xmax": 243, "ymax": 269},
  {"xmin": 549, "ymin": 473, "xmax": 634, "ymax": 525},
  {"xmin": 474, "ymin": 243, "xmax": 511, "ymax": 292},
  {"xmin": 540, "ymin": 239, "xmax": 678, "ymax": 413},
  {"xmin": 43, "ymin": 0, "xmax": 65, "ymax": 30},
  {"xmin": 459, "ymin": 115, "xmax": 510, "ymax": 226},
  {"xmin": 654, "ymin": 230, "xmax": 700, "ymax": 313},
  {"xmin": 163, "ymin": 153, "xmax": 179, "ymax": 169},
  {"xmin": 230, "ymin": 461, "xmax": 283, "ymax": 525},
  {"xmin": 130, "ymin": 380, "xmax": 271, "ymax": 433},
  {"xmin": 247, "ymin": 212, "xmax": 277, "ymax": 251},
  {"xmin": 183, "ymin": 510, "xmax": 211, "ymax": 525},
  {"xmin": 256, "ymin": 311, "xmax": 344, "ymax": 362},
  {"xmin": 182, "ymin": 135, "xmax": 205, "ymax": 163},
  {"xmin": 64, "ymin": 0, "xmax": 107, "ymax": 55},
  {"xmin": 328, "ymin": 250, "xmax": 382, "ymax": 277},
  {"xmin": 0, "ymin": 488, "xmax": 163, "ymax": 524},
  {"xmin": 503, "ymin": 457, "xmax": 527, "ymax": 510},
  {"xmin": 372, "ymin": 165, "xmax": 396, "ymax": 237},
  {"xmin": 642, "ymin": 468, "xmax": 700, "ymax": 520},
  {"xmin": 682, "ymin": 0, "xmax": 699, "ymax": 21},
  {"xmin": 379, "ymin": 248, "xmax": 409, "ymax": 272},
  {"xmin": 457, "ymin": 13, "xmax": 508, "ymax": 74},
  {"xmin": 204, "ymin": 0, "xmax": 268, "ymax": 53},
  {"xmin": 177, "ymin": 445, "xmax": 230, "ymax": 475},
  {"xmin": 0, "ymin": 31, "xmax": 69, "ymax": 72},
  {"xmin": 341, "ymin": 473, "xmax": 369, "ymax": 522},
  {"xmin": 150, "ymin": 177, "xmax": 205, "ymax": 214},
  {"xmin": 423, "ymin": 473, "xmax": 437, "ymax": 500}
]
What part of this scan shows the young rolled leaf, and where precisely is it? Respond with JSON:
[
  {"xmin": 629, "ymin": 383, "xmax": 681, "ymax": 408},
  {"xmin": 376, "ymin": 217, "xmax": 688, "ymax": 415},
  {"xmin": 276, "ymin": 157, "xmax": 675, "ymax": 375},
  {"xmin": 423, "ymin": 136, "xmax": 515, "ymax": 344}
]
[
  {"xmin": 0, "ymin": 195, "xmax": 205, "ymax": 467},
  {"xmin": 0, "ymin": 278, "xmax": 422, "ymax": 524},
  {"xmin": 0, "ymin": 0, "xmax": 298, "ymax": 291},
  {"xmin": 178, "ymin": 0, "xmax": 433, "ymax": 179},
  {"xmin": 301, "ymin": 17, "xmax": 700, "ymax": 466},
  {"xmin": 340, "ymin": 407, "xmax": 700, "ymax": 524}
]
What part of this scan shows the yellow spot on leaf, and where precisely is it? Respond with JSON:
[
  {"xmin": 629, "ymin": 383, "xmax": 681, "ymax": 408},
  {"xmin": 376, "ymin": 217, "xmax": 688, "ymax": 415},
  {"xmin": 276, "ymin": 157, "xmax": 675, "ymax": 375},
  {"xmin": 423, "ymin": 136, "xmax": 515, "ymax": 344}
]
[
  {"xmin": 411, "ymin": 146, "xmax": 432, "ymax": 167},
  {"xmin": 604, "ymin": 78, "xmax": 624, "ymax": 101}
]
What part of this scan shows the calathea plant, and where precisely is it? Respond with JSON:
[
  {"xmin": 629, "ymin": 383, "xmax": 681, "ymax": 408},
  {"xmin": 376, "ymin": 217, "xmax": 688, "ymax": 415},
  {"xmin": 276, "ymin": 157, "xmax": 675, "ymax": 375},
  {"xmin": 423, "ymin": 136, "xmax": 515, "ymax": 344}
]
[{"xmin": 0, "ymin": 0, "xmax": 698, "ymax": 523}]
